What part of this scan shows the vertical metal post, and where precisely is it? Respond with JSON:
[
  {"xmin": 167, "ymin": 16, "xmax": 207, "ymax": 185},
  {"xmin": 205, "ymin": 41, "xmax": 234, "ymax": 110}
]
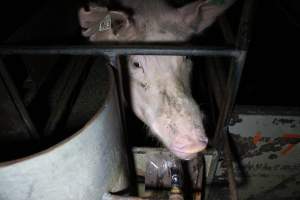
[
  {"xmin": 224, "ymin": 127, "xmax": 238, "ymax": 200},
  {"xmin": 213, "ymin": 0, "xmax": 256, "ymax": 199},
  {"xmin": 213, "ymin": 51, "xmax": 247, "ymax": 147},
  {"xmin": 109, "ymin": 53, "xmax": 136, "ymax": 194},
  {"xmin": 212, "ymin": 51, "xmax": 246, "ymax": 200},
  {"xmin": 109, "ymin": 53, "xmax": 128, "ymax": 134}
]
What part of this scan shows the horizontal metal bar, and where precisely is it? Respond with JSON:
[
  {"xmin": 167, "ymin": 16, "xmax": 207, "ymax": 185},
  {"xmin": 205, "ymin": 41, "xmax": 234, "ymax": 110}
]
[{"xmin": 0, "ymin": 45, "xmax": 243, "ymax": 57}]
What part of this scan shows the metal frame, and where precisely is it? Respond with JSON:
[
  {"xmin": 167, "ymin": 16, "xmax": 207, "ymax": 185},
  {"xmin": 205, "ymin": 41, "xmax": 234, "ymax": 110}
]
[
  {"xmin": 0, "ymin": 45, "xmax": 242, "ymax": 57},
  {"xmin": 0, "ymin": 0, "xmax": 255, "ymax": 199}
]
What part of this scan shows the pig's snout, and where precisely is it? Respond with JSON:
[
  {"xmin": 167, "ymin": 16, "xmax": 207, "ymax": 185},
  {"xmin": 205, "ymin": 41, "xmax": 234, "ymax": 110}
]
[{"xmin": 169, "ymin": 134, "xmax": 208, "ymax": 160}]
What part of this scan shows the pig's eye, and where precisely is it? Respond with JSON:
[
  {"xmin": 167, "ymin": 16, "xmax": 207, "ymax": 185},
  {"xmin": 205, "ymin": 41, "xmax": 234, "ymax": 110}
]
[
  {"xmin": 132, "ymin": 62, "xmax": 145, "ymax": 73},
  {"xmin": 133, "ymin": 62, "xmax": 141, "ymax": 68}
]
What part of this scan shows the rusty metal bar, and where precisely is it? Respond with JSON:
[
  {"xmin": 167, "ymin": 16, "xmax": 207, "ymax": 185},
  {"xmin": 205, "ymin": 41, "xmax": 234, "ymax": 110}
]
[
  {"xmin": 213, "ymin": 1, "xmax": 256, "ymax": 200},
  {"xmin": 211, "ymin": 52, "xmax": 246, "ymax": 200},
  {"xmin": 0, "ymin": 45, "xmax": 242, "ymax": 57},
  {"xmin": 218, "ymin": 39, "xmax": 246, "ymax": 200},
  {"xmin": 213, "ymin": 0, "xmax": 255, "ymax": 150},
  {"xmin": 214, "ymin": 0, "xmax": 256, "ymax": 146},
  {"xmin": 213, "ymin": 50, "xmax": 247, "ymax": 147},
  {"xmin": 224, "ymin": 128, "xmax": 238, "ymax": 200}
]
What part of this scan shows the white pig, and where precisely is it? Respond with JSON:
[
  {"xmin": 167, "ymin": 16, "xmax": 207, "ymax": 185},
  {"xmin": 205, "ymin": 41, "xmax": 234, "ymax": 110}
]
[{"xmin": 78, "ymin": 0, "xmax": 235, "ymax": 160}]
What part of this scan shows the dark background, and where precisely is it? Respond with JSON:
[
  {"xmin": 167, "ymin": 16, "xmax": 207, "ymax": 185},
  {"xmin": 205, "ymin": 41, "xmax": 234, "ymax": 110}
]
[{"xmin": 1, "ymin": 0, "xmax": 299, "ymax": 106}]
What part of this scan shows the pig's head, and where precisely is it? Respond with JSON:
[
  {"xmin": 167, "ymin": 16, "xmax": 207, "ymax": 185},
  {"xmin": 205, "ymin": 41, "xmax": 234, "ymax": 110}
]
[
  {"xmin": 127, "ymin": 55, "xmax": 208, "ymax": 160},
  {"xmin": 79, "ymin": 0, "xmax": 235, "ymax": 160}
]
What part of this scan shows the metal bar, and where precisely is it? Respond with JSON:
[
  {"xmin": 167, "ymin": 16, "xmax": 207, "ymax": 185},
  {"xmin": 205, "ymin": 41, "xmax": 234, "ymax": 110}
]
[
  {"xmin": 110, "ymin": 55, "xmax": 128, "ymax": 133},
  {"xmin": 219, "ymin": 15, "xmax": 236, "ymax": 45},
  {"xmin": 212, "ymin": 51, "xmax": 246, "ymax": 200},
  {"xmin": 213, "ymin": 0, "xmax": 255, "ymax": 150},
  {"xmin": 0, "ymin": 59, "xmax": 40, "ymax": 140},
  {"xmin": 224, "ymin": 128, "xmax": 238, "ymax": 200},
  {"xmin": 208, "ymin": 52, "xmax": 244, "ymax": 200},
  {"xmin": 235, "ymin": 0, "xmax": 256, "ymax": 50},
  {"xmin": 0, "ymin": 45, "xmax": 242, "ymax": 57},
  {"xmin": 213, "ymin": 51, "xmax": 247, "ymax": 147},
  {"xmin": 213, "ymin": 1, "xmax": 256, "ymax": 200},
  {"xmin": 43, "ymin": 56, "xmax": 90, "ymax": 137},
  {"xmin": 205, "ymin": 58, "xmax": 226, "ymax": 111}
]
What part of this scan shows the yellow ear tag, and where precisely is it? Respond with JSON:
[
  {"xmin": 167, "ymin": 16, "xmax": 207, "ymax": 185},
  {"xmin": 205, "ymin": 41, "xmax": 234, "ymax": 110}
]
[{"xmin": 98, "ymin": 14, "xmax": 111, "ymax": 32}]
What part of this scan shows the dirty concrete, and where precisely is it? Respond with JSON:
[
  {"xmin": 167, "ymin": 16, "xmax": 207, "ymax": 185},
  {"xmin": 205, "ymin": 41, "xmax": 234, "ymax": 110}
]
[{"xmin": 208, "ymin": 106, "xmax": 300, "ymax": 200}]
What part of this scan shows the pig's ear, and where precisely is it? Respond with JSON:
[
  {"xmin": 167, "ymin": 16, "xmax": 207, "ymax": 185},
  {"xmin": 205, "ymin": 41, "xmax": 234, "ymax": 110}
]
[
  {"xmin": 178, "ymin": 0, "xmax": 235, "ymax": 33},
  {"xmin": 109, "ymin": 11, "xmax": 131, "ymax": 36},
  {"xmin": 78, "ymin": 5, "xmax": 135, "ymax": 41}
]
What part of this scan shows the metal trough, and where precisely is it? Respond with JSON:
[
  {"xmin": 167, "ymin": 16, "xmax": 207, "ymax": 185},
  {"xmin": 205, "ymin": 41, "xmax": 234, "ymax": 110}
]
[{"xmin": 0, "ymin": 60, "xmax": 129, "ymax": 200}]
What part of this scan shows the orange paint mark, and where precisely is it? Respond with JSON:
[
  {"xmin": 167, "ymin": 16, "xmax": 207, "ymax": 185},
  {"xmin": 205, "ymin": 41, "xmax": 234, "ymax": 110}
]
[
  {"xmin": 253, "ymin": 132, "xmax": 262, "ymax": 145},
  {"xmin": 282, "ymin": 133, "xmax": 300, "ymax": 139},
  {"xmin": 281, "ymin": 144, "xmax": 295, "ymax": 155},
  {"xmin": 268, "ymin": 139, "xmax": 273, "ymax": 144}
]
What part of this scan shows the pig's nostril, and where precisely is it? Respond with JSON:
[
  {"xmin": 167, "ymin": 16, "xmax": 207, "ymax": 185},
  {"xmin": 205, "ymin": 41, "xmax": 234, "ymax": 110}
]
[
  {"xmin": 199, "ymin": 136, "xmax": 208, "ymax": 145},
  {"xmin": 83, "ymin": 5, "xmax": 90, "ymax": 11},
  {"xmin": 171, "ymin": 135, "xmax": 208, "ymax": 149}
]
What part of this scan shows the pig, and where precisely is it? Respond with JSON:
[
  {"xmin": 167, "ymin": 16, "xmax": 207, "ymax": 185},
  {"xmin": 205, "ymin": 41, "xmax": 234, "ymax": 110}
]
[{"xmin": 78, "ymin": 0, "xmax": 235, "ymax": 160}]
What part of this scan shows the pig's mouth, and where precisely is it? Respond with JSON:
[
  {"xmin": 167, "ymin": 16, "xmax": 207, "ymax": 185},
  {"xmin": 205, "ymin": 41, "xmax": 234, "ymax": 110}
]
[
  {"xmin": 171, "ymin": 150, "xmax": 199, "ymax": 160},
  {"xmin": 169, "ymin": 139, "xmax": 208, "ymax": 160}
]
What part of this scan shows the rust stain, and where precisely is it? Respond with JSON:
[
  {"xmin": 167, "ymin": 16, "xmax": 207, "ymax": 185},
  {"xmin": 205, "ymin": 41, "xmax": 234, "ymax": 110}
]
[
  {"xmin": 253, "ymin": 132, "xmax": 262, "ymax": 145},
  {"xmin": 280, "ymin": 144, "xmax": 295, "ymax": 155},
  {"xmin": 282, "ymin": 133, "xmax": 300, "ymax": 139}
]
